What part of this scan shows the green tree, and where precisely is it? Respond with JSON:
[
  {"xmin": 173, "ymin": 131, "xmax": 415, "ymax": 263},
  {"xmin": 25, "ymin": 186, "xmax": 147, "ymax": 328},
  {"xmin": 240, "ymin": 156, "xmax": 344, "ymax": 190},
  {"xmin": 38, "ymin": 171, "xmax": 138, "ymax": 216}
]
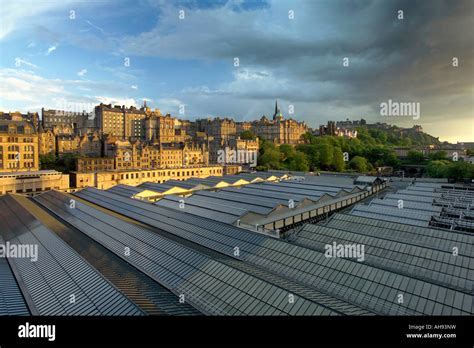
[
  {"xmin": 61, "ymin": 153, "xmax": 84, "ymax": 173},
  {"xmin": 318, "ymin": 143, "xmax": 333, "ymax": 168},
  {"xmin": 428, "ymin": 151, "xmax": 447, "ymax": 161},
  {"xmin": 279, "ymin": 144, "xmax": 296, "ymax": 161},
  {"xmin": 445, "ymin": 162, "xmax": 474, "ymax": 181},
  {"xmin": 363, "ymin": 146, "xmax": 399, "ymax": 168},
  {"xmin": 240, "ymin": 130, "xmax": 256, "ymax": 140},
  {"xmin": 287, "ymin": 151, "xmax": 309, "ymax": 172},
  {"xmin": 425, "ymin": 160, "xmax": 450, "ymax": 178},
  {"xmin": 407, "ymin": 150, "xmax": 425, "ymax": 163},
  {"xmin": 39, "ymin": 153, "xmax": 58, "ymax": 170},
  {"xmin": 296, "ymin": 144, "xmax": 319, "ymax": 171},
  {"xmin": 349, "ymin": 156, "xmax": 369, "ymax": 172},
  {"xmin": 332, "ymin": 147, "xmax": 345, "ymax": 172},
  {"xmin": 257, "ymin": 146, "xmax": 281, "ymax": 169}
]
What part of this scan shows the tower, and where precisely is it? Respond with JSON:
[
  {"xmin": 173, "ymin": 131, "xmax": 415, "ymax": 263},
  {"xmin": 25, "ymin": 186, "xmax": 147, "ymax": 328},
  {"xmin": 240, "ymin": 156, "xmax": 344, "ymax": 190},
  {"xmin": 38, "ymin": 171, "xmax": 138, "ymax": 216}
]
[{"xmin": 273, "ymin": 100, "xmax": 283, "ymax": 121}]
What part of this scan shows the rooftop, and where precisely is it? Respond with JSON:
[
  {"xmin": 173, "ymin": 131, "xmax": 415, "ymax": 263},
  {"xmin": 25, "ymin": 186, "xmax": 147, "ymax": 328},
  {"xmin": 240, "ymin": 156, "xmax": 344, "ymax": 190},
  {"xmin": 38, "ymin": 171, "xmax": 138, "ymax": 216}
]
[{"xmin": 0, "ymin": 176, "xmax": 471, "ymax": 316}]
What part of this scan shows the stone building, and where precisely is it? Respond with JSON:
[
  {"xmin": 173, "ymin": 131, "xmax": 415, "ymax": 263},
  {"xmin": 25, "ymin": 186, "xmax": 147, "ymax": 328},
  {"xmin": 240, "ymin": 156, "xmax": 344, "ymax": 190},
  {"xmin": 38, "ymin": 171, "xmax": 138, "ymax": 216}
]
[
  {"xmin": 42, "ymin": 108, "xmax": 90, "ymax": 130},
  {"xmin": 0, "ymin": 120, "xmax": 39, "ymax": 172},
  {"xmin": 95, "ymin": 103, "xmax": 188, "ymax": 143},
  {"xmin": 249, "ymin": 101, "xmax": 307, "ymax": 144},
  {"xmin": 195, "ymin": 117, "xmax": 237, "ymax": 141},
  {"xmin": 38, "ymin": 128, "xmax": 56, "ymax": 155},
  {"xmin": 0, "ymin": 170, "xmax": 69, "ymax": 195},
  {"xmin": 56, "ymin": 131, "xmax": 101, "ymax": 158},
  {"xmin": 71, "ymin": 165, "xmax": 225, "ymax": 190}
]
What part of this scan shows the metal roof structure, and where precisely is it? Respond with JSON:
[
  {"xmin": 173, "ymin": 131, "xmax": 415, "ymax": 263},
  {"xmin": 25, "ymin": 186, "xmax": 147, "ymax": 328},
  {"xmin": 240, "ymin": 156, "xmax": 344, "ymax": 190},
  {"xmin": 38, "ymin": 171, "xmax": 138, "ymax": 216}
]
[
  {"xmin": 0, "ymin": 236, "xmax": 29, "ymax": 315},
  {"xmin": 286, "ymin": 194, "xmax": 473, "ymax": 316},
  {"xmin": 327, "ymin": 214, "xmax": 473, "ymax": 256},
  {"xmin": 120, "ymin": 173, "xmax": 290, "ymax": 202},
  {"xmin": 154, "ymin": 195, "xmax": 246, "ymax": 225},
  {"xmin": 369, "ymin": 198, "xmax": 443, "ymax": 213},
  {"xmin": 70, "ymin": 189, "xmax": 379, "ymax": 315},
  {"xmin": 382, "ymin": 193, "xmax": 435, "ymax": 204},
  {"xmin": 354, "ymin": 176, "xmax": 386, "ymax": 185},
  {"xmin": 378, "ymin": 183, "xmax": 474, "ymax": 232},
  {"xmin": 350, "ymin": 204, "xmax": 433, "ymax": 227},
  {"xmin": 35, "ymin": 190, "xmax": 341, "ymax": 316},
  {"xmin": 70, "ymin": 187, "xmax": 473, "ymax": 315},
  {"xmin": 107, "ymin": 184, "xmax": 143, "ymax": 196},
  {"xmin": 2, "ymin": 176, "xmax": 470, "ymax": 317},
  {"xmin": 0, "ymin": 195, "xmax": 143, "ymax": 316},
  {"xmin": 289, "ymin": 219, "xmax": 473, "ymax": 294},
  {"xmin": 148, "ymin": 178, "xmax": 378, "ymax": 232}
]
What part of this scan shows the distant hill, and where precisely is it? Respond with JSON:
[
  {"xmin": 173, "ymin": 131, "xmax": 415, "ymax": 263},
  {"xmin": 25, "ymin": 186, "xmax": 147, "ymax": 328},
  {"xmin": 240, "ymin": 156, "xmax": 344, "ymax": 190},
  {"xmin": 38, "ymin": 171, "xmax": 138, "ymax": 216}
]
[{"xmin": 359, "ymin": 124, "xmax": 441, "ymax": 147}]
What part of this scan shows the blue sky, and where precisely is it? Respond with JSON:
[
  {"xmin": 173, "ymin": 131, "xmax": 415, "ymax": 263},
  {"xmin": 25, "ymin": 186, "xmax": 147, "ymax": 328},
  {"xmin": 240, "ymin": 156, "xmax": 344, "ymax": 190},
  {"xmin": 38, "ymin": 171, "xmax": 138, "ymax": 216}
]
[{"xmin": 0, "ymin": 0, "xmax": 473, "ymax": 142}]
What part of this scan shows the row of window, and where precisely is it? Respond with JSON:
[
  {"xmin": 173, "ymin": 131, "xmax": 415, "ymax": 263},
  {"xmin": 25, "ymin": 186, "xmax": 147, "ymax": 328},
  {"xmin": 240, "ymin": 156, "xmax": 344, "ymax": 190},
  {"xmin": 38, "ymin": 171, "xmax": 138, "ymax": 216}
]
[
  {"xmin": 115, "ymin": 168, "xmax": 222, "ymax": 180},
  {"xmin": 0, "ymin": 137, "xmax": 36, "ymax": 143},
  {"xmin": 4, "ymin": 162, "xmax": 34, "ymax": 169},
  {"xmin": 1, "ymin": 186, "xmax": 59, "ymax": 194}
]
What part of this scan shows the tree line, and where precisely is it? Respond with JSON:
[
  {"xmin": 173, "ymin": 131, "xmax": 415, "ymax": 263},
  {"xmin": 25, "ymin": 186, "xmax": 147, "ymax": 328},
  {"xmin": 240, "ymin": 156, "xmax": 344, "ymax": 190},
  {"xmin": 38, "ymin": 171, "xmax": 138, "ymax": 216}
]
[{"xmin": 254, "ymin": 128, "xmax": 474, "ymax": 180}]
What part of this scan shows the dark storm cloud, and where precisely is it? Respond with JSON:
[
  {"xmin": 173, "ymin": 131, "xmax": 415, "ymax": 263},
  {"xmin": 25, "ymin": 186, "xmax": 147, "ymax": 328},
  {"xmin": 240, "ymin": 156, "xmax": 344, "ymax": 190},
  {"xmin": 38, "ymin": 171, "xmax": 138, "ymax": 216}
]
[{"xmin": 119, "ymin": 0, "xmax": 474, "ymax": 140}]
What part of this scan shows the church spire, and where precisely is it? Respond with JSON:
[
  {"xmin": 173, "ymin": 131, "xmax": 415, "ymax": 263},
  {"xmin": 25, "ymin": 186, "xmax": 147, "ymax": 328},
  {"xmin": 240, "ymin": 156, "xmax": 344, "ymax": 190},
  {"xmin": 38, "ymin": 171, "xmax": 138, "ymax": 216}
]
[{"xmin": 273, "ymin": 99, "xmax": 282, "ymax": 121}]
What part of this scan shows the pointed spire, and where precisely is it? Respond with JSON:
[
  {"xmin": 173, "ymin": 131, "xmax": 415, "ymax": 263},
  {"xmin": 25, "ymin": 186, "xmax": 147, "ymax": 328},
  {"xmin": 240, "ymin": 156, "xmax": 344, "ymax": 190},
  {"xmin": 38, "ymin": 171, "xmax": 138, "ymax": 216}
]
[{"xmin": 273, "ymin": 99, "xmax": 282, "ymax": 120}]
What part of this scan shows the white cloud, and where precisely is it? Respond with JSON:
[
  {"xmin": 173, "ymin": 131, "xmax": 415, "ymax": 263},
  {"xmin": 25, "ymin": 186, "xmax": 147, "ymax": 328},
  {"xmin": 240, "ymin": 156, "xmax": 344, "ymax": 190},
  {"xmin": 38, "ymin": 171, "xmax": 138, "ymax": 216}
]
[
  {"xmin": 77, "ymin": 68, "xmax": 87, "ymax": 76},
  {"xmin": 85, "ymin": 20, "xmax": 107, "ymax": 35},
  {"xmin": 95, "ymin": 96, "xmax": 137, "ymax": 108},
  {"xmin": 14, "ymin": 57, "xmax": 38, "ymax": 69},
  {"xmin": 0, "ymin": 0, "xmax": 87, "ymax": 39},
  {"xmin": 0, "ymin": 69, "xmax": 69, "ymax": 111},
  {"xmin": 155, "ymin": 98, "xmax": 184, "ymax": 115},
  {"xmin": 46, "ymin": 45, "xmax": 57, "ymax": 55},
  {"xmin": 0, "ymin": 68, "xmax": 135, "ymax": 113},
  {"xmin": 131, "ymin": 85, "xmax": 138, "ymax": 90}
]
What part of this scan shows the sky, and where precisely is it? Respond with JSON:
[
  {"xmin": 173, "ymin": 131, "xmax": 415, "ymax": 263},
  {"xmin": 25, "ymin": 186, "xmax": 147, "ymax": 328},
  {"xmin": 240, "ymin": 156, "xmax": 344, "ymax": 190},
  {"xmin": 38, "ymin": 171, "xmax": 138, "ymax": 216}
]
[{"xmin": 0, "ymin": 0, "xmax": 473, "ymax": 142}]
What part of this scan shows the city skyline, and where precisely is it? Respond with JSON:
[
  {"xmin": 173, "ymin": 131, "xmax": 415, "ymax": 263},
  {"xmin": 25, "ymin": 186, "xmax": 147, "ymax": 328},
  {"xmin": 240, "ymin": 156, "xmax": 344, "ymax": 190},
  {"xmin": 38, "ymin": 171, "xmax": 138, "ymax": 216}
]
[{"xmin": 0, "ymin": 0, "xmax": 473, "ymax": 143}]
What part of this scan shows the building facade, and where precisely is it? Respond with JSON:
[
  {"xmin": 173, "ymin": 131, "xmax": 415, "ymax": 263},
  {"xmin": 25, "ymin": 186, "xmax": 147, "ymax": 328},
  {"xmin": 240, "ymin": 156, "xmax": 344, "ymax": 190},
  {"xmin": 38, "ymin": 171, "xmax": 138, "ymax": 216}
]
[
  {"xmin": 38, "ymin": 128, "xmax": 56, "ymax": 156},
  {"xmin": 0, "ymin": 170, "xmax": 69, "ymax": 195},
  {"xmin": 42, "ymin": 108, "xmax": 91, "ymax": 131},
  {"xmin": 82, "ymin": 138, "xmax": 208, "ymax": 172},
  {"xmin": 0, "ymin": 120, "xmax": 39, "ymax": 172},
  {"xmin": 71, "ymin": 165, "xmax": 225, "ymax": 190},
  {"xmin": 195, "ymin": 118, "xmax": 237, "ymax": 141},
  {"xmin": 238, "ymin": 101, "xmax": 307, "ymax": 144}
]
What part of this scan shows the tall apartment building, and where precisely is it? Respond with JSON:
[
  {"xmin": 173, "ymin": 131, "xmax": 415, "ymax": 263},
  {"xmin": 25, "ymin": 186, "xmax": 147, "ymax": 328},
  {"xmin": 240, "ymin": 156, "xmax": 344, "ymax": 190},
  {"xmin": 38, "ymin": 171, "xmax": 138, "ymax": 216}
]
[
  {"xmin": 80, "ymin": 139, "xmax": 208, "ymax": 172},
  {"xmin": 195, "ymin": 117, "xmax": 237, "ymax": 141},
  {"xmin": 96, "ymin": 103, "xmax": 187, "ymax": 143},
  {"xmin": 0, "ymin": 111, "xmax": 40, "ymax": 130},
  {"xmin": 0, "ymin": 120, "xmax": 39, "ymax": 172},
  {"xmin": 124, "ymin": 106, "xmax": 147, "ymax": 139},
  {"xmin": 95, "ymin": 104, "xmax": 126, "ymax": 138},
  {"xmin": 145, "ymin": 113, "xmax": 187, "ymax": 143},
  {"xmin": 42, "ymin": 108, "xmax": 91, "ymax": 130}
]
